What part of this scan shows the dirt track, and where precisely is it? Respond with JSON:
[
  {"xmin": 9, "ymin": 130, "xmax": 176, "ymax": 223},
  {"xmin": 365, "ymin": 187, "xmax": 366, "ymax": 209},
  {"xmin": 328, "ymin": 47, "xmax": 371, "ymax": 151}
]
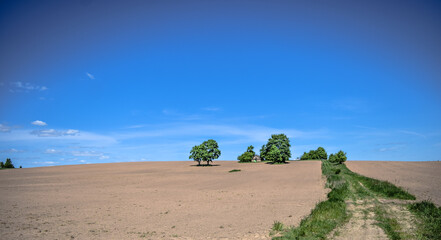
[
  {"xmin": 347, "ymin": 161, "xmax": 441, "ymax": 206},
  {"xmin": 0, "ymin": 161, "xmax": 326, "ymax": 239}
]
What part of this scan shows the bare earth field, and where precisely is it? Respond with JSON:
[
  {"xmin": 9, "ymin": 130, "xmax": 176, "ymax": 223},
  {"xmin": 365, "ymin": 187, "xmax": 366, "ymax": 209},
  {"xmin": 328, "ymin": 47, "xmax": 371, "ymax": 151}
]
[
  {"xmin": 347, "ymin": 161, "xmax": 441, "ymax": 206},
  {"xmin": 0, "ymin": 161, "xmax": 326, "ymax": 239}
]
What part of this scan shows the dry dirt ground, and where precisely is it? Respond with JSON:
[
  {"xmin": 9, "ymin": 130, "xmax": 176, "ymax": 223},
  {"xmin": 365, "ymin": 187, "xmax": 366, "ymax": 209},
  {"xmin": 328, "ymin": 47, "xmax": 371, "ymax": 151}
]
[
  {"xmin": 346, "ymin": 161, "xmax": 441, "ymax": 206},
  {"xmin": 0, "ymin": 161, "xmax": 326, "ymax": 240}
]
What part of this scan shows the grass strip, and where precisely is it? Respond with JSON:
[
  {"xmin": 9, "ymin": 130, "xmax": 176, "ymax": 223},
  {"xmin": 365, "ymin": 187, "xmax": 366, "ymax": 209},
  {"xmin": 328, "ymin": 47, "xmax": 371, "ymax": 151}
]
[
  {"xmin": 408, "ymin": 200, "xmax": 441, "ymax": 239},
  {"xmin": 373, "ymin": 205, "xmax": 402, "ymax": 240},
  {"xmin": 342, "ymin": 165, "xmax": 415, "ymax": 200},
  {"xmin": 273, "ymin": 161, "xmax": 349, "ymax": 239},
  {"xmin": 228, "ymin": 169, "xmax": 241, "ymax": 173},
  {"xmin": 274, "ymin": 161, "xmax": 417, "ymax": 239}
]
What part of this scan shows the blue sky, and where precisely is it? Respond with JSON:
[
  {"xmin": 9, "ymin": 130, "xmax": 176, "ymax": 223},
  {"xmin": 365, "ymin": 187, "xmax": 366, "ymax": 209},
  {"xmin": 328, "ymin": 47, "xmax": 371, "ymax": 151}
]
[{"xmin": 1, "ymin": 0, "xmax": 441, "ymax": 167}]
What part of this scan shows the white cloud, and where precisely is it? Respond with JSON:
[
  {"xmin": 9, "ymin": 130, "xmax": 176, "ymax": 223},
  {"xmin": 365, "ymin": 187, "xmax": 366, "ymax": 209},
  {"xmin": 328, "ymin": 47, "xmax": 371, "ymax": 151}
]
[
  {"xmin": 71, "ymin": 151, "xmax": 109, "ymax": 161},
  {"xmin": 31, "ymin": 129, "xmax": 80, "ymax": 137},
  {"xmin": 10, "ymin": 81, "xmax": 48, "ymax": 92},
  {"xmin": 115, "ymin": 123, "xmax": 329, "ymax": 142},
  {"xmin": 86, "ymin": 72, "xmax": 95, "ymax": 80},
  {"xmin": 0, "ymin": 148, "xmax": 23, "ymax": 153},
  {"xmin": 71, "ymin": 150, "xmax": 102, "ymax": 157},
  {"xmin": 0, "ymin": 129, "xmax": 117, "ymax": 146},
  {"xmin": 66, "ymin": 129, "xmax": 79, "ymax": 135},
  {"xmin": 0, "ymin": 124, "xmax": 11, "ymax": 132},
  {"xmin": 45, "ymin": 149, "xmax": 58, "ymax": 154},
  {"xmin": 32, "ymin": 120, "xmax": 47, "ymax": 126}
]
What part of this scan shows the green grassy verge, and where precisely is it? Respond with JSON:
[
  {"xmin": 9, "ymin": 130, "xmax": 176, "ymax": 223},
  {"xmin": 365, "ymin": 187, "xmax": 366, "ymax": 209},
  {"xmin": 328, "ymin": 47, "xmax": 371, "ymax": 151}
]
[
  {"xmin": 273, "ymin": 161, "xmax": 349, "ymax": 239},
  {"xmin": 274, "ymin": 160, "xmax": 419, "ymax": 240},
  {"xmin": 343, "ymin": 166, "xmax": 415, "ymax": 200},
  {"xmin": 373, "ymin": 205, "xmax": 402, "ymax": 240},
  {"xmin": 409, "ymin": 200, "xmax": 441, "ymax": 239}
]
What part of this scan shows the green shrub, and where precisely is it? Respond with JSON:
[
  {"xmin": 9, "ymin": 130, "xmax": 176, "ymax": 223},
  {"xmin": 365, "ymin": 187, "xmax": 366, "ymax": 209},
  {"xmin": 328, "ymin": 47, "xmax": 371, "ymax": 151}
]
[
  {"xmin": 272, "ymin": 221, "xmax": 284, "ymax": 232},
  {"xmin": 300, "ymin": 147, "xmax": 327, "ymax": 160},
  {"xmin": 237, "ymin": 145, "xmax": 255, "ymax": 162},
  {"xmin": 329, "ymin": 150, "xmax": 347, "ymax": 164}
]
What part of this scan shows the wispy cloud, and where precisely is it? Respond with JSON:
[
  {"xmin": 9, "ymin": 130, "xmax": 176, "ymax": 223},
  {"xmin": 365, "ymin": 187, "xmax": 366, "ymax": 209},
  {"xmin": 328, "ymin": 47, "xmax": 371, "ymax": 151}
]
[
  {"xmin": 10, "ymin": 81, "xmax": 48, "ymax": 92},
  {"xmin": 115, "ymin": 123, "xmax": 329, "ymax": 142},
  {"xmin": 397, "ymin": 130, "xmax": 426, "ymax": 138},
  {"xmin": 45, "ymin": 149, "xmax": 59, "ymax": 154},
  {"xmin": 32, "ymin": 161, "xmax": 56, "ymax": 165},
  {"xmin": 32, "ymin": 120, "xmax": 47, "ymax": 126},
  {"xmin": 86, "ymin": 72, "xmax": 95, "ymax": 80},
  {"xmin": 31, "ymin": 129, "xmax": 80, "ymax": 137},
  {"xmin": 0, "ymin": 124, "xmax": 11, "ymax": 133},
  {"xmin": 71, "ymin": 150, "xmax": 109, "ymax": 160},
  {"xmin": 0, "ymin": 148, "xmax": 23, "ymax": 153}
]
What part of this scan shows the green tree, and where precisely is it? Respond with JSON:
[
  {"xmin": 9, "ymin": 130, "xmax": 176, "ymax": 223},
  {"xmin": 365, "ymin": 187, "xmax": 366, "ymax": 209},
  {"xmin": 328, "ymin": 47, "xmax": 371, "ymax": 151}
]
[
  {"xmin": 263, "ymin": 134, "xmax": 291, "ymax": 163},
  {"xmin": 260, "ymin": 144, "xmax": 267, "ymax": 161},
  {"xmin": 266, "ymin": 145, "xmax": 284, "ymax": 163},
  {"xmin": 0, "ymin": 161, "xmax": 4, "ymax": 168},
  {"xmin": 335, "ymin": 150, "xmax": 347, "ymax": 164},
  {"xmin": 316, "ymin": 147, "xmax": 328, "ymax": 160},
  {"xmin": 300, "ymin": 147, "xmax": 328, "ymax": 160},
  {"xmin": 4, "ymin": 158, "xmax": 14, "ymax": 168},
  {"xmin": 189, "ymin": 139, "xmax": 221, "ymax": 166},
  {"xmin": 328, "ymin": 153, "xmax": 335, "ymax": 163},
  {"xmin": 300, "ymin": 151, "xmax": 310, "ymax": 160},
  {"xmin": 189, "ymin": 145, "xmax": 205, "ymax": 166},
  {"xmin": 238, "ymin": 145, "xmax": 255, "ymax": 163},
  {"xmin": 328, "ymin": 151, "xmax": 347, "ymax": 164}
]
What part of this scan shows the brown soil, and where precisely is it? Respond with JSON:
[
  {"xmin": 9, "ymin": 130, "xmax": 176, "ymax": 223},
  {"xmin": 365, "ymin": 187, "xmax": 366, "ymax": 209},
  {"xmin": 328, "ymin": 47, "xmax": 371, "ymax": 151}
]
[
  {"xmin": 0, "ymin": 161, "xmax": 326, "ymax": 239},
  {"xmin": 346, "ymin": 161, "xmax": 441, "ymax": 206},
  {"xmin": 332, "ymin": 200, "xmax": 388, "ymax": 240}
]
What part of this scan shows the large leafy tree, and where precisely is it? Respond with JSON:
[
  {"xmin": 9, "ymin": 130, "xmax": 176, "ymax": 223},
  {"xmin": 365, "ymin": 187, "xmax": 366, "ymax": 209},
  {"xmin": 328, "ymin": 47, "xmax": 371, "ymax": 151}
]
[
  {"xmin": 261, "ymin": 134, "xmax": 291, "ymax": 163},
  {"xmin": 238, "ymin": 145, "xmax": 255, "ymax": 163},
  {"xmin": 189, "ymin": 139, "xmax": 221, "ymax": 166},
  {"xmin": 265, "ymin": 145, "xmax": 283, "ymax": 163},
  {"xmin": 189, "ymin": 145, "xmax": 205, "ymax": 166}
]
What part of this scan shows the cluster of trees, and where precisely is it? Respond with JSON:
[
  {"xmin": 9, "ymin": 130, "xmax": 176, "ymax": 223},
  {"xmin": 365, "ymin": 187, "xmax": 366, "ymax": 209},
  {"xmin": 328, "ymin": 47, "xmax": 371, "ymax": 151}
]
[
  {"xmin": 328, "ymin": 150, "xmax": 347, "ymax": 164},
  {"xmin": 300, "ymin": 147, "xmax": 347, "ymax": 164},
  {"xmin": 260, "ymin": 134, "xmax": 291, "ymax": 164},
  {"xmin": 237, "ymin": 145, "xmax": 255, "ymax": 162},
  {"xmin": 300, "ymin": 147, "xmax": 327, "ymax": 160},
  {"xmin": 191, "ymin": 134, "xmax": 292, "ymax": 165},
  {"xmin": 0, "ymin": 158, "xmax": 15, "ymax": 168},
  {"xmin": 189, "ymin": 139, "xmax": 221, "ymax": 166},
  {"xmin": 190, "ymin": 135, "xmax": 348, "ymax": 166}
]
